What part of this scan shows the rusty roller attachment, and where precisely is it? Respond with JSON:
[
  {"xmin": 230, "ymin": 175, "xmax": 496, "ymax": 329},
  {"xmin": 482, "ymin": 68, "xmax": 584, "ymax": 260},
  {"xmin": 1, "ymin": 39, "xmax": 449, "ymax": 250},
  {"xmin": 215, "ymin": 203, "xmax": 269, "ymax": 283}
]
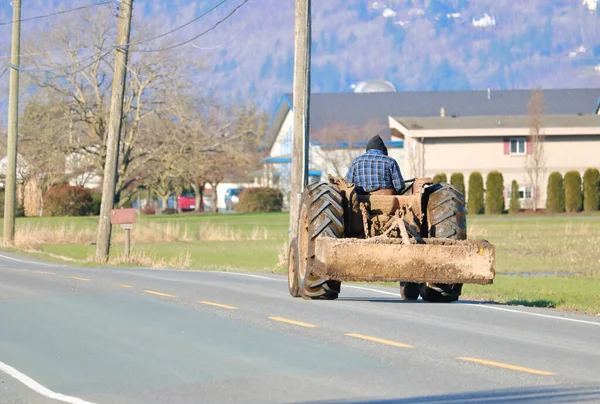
[{"xmin": 312, "ymin": 237, "xmax": 495, "ymax": 285}]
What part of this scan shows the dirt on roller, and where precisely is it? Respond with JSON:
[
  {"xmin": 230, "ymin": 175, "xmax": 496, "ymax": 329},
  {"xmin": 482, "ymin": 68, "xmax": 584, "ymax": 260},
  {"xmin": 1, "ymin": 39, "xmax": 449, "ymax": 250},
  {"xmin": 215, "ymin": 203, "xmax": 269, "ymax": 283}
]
[{"xmin": 313, "ymin": 237, "xmax": 495, "ymax": 284}]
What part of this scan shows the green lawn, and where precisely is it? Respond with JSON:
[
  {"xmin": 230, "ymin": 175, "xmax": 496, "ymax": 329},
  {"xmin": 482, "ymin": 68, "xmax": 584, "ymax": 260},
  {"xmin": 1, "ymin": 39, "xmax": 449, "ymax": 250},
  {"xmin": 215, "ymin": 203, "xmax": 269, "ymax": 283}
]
[
  {"xmin": 468, "ymin": 215, "xmax": 600, "ymax": 275},
  {"xmin": 463, "ymin": 275, "xmax": 600, "ymax": 315},
  {"xmin": 2, "ymin": 212, "xmax": 600, "ymax": 314}
]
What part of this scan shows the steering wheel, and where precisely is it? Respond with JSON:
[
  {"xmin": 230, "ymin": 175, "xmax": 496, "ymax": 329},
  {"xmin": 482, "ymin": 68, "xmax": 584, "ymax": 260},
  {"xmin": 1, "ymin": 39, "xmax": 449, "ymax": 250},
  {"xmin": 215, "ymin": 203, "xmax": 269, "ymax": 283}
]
[{"xmin": 399, "ymin": 178, "xmax": 416, "ymax": 195}]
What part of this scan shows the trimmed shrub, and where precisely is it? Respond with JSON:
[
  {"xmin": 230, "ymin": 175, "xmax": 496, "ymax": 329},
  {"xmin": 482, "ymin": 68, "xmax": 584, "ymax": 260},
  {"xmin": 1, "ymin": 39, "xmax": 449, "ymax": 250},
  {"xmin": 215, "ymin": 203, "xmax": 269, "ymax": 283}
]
[
  {"xmin": 509, "ymin": 180, "xmax": 520, "ymax": 214},
  {"xmin": 546, "ymin": 172, "xmax": 565, "ymax": 213},
  {"xmin": 42, "ymin": 183, "xmax": 94, "ymax": 217},
  {"xmin": 236, "ymin": 187, "xmax": 283, "ymax": 213},
  {"xmin": 485, "ymin": 171, "xmax": 505, "ymax": 215},
  {"xmin": 91, "ymin": 192, "xmax": 102, "ymax": 216},
  {"xmin": 467, "ymin": 172, "xmax": 484, "ymax": 214},
  {"xmin": 0, "ymin": 189, "xmax": 25, "ymax": 218},
  {"xmin": 583, "ymin": 168, "xmax": 600, "ymax": 212},
  {"xmin": 142, "ymin": 204, "xmax": 156, "ymax": 215},
  {"xmin": 564, "ymin": 171, "xmax": 582, "ymax": 213},
  {"xmin": 432, "ymin": 173, "xmax": 447, "ymax": 184},
  {"xmin": 450, "ymin": 173, "xmax": 465, "ymax": 197}
]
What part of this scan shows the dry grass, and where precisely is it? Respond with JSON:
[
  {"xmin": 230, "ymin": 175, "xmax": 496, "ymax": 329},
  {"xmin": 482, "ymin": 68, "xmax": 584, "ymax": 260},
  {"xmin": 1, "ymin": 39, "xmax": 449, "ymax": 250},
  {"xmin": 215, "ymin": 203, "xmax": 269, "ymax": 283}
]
[
  {"xmin": 9, "ymin": 221, "xmax": 272, "ymax": 250},
  {"xmin": 102, "ymin": 249, "xmax": 192, "ymax": 269},
  {"xmin": 276, "ymin": 241, "xmax": 289, "ymax": 270}
]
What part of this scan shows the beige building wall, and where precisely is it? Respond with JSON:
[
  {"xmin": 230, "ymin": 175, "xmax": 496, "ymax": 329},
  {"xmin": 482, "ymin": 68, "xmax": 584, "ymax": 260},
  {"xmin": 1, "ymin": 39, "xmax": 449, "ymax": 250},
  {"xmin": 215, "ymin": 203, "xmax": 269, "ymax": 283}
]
[{"xmin": 422, "ymin": 135, "xmax": 600, "ymax": 208}]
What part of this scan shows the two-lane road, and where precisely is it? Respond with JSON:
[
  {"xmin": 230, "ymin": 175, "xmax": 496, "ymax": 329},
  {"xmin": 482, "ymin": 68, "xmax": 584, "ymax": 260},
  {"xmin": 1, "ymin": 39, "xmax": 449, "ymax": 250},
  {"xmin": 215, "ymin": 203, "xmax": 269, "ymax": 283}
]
[{"xmin": 1, "ymin": 252, "xmax": 599, "ymax": 404}]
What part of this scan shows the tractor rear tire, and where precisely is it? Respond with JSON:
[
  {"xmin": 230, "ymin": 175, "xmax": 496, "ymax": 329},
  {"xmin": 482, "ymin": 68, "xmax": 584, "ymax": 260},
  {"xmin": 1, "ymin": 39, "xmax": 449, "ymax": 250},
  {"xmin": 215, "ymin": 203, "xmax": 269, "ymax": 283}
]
[
  {"xmin": 288, "ymin": 238, "xmax": 300, "ymax": 297},
  {"xmin": 400, "ymin": 282, "xmax": 420, "ymax": 300},
  {"xmin": 420, "ymin": 183, "xmax": 466, "ymax": 303},
  {"xmin": 297, "ymin": 182, "xmax": 345, "ymax": 300}
]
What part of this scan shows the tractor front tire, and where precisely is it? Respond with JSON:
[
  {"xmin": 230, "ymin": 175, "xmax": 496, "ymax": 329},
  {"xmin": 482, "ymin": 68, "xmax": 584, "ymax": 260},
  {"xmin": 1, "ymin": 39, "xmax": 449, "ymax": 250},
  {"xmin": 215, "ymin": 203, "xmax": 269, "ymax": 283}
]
[
  {"xmin": 420, "ymin": 183, "xmax": 466, "ymax": 303},
  {"xmin": 297, "ymin": 182, "xmax": 345, "ymax": 300}
]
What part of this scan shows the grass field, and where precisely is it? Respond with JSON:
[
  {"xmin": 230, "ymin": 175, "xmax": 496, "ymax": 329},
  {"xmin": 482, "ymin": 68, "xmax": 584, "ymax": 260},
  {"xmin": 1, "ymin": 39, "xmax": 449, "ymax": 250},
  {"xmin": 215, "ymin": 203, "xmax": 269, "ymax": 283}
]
[{"xmin": 1, "ymin": 212, "xmax": 599, "ymax": 314}]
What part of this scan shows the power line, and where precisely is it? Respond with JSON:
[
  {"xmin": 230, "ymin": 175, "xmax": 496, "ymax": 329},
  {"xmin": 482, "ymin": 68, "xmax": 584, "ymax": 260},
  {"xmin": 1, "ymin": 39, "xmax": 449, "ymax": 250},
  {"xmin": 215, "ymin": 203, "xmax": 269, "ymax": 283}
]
[
  {"xmin": 129, "ymin": 0, "xmax": 228, "ymax": 46},
  {"xmin": 21, "ymin": 48, "xmax": 113, "ymax": 80},
  {"xmin": 135, "ymin": 0, "xmax": 250, "ymax": 53},
  {"xmin": 16, "ymin": 47, "xmax": 114, "ymax": 74},
  {"xmin": 0, "ymin": 1, "xmax": 112, "ymax": 26},
  {"xmin": 0, "ymin": 0, "xmax": 230, "ymax": 66},
  {"xmin": 0, "ymin": 65, "xmax": 8, "ymax": 80}
]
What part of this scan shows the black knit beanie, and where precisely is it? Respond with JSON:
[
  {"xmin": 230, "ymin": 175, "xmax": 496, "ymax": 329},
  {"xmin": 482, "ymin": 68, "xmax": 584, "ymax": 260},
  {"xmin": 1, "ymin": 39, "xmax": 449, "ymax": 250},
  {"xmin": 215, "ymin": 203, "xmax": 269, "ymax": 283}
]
[{"xmin": 366, "ymin": 135, "xmax": 388, "ymax": 155}]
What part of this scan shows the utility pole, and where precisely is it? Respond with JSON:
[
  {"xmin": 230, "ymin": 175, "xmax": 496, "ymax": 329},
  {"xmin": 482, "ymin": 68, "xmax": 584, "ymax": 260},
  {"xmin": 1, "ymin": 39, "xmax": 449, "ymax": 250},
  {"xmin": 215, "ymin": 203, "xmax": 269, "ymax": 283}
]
[
  {"xmin": 95, "ymin": 0, "xmax": 134, "ymax": 262},
  {"xmin": 289, "ymin": 0, "xmax": 311, "ymax": 242},
  {"xmin": 3, "ymin": 0, "xmax": 22, "ymax": 244}
]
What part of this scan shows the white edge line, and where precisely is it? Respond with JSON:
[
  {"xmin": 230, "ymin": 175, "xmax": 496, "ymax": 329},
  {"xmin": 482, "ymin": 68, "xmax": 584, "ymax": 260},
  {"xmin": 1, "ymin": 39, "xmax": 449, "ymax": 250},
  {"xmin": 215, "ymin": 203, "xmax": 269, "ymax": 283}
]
[
  {"xmin": 0, "ymin": 361, "xmax": 96, "ymax": 404},
  {"xmin": 217, "ymin": 272, "xmax": 280, "ymax": 281},
  {"xmin": 343, "ymin": 285, "xmax": 402, "ymax": 297},
  {"xmin": 0, "ymin": 253, "xmax": 66, "ymax": 268},
  {"xmin": 466, "ymin": 303, "xmax": 600, "ymax": 327},
  {"xmin": 341, "ymin": 284, "xmax": 600, "ymax": 326}
]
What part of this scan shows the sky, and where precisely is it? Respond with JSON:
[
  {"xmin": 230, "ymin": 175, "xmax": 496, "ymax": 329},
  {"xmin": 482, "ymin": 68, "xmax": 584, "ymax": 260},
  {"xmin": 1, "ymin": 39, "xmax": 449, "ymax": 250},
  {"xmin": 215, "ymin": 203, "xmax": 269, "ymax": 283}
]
[{"xmin": 0, "ymin": 0, "xmax": 256, "ymax": 125}]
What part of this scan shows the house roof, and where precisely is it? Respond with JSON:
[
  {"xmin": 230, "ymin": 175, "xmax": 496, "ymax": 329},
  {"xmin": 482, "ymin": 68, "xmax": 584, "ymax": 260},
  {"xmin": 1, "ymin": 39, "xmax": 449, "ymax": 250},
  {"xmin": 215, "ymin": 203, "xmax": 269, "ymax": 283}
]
[
  {"xmin": 262, "ymin": 88, "xmax": 600, "ymax": 151},
  {"xmin": 390, "ymin": 114, "xmax": 600, "ymax": 138}
]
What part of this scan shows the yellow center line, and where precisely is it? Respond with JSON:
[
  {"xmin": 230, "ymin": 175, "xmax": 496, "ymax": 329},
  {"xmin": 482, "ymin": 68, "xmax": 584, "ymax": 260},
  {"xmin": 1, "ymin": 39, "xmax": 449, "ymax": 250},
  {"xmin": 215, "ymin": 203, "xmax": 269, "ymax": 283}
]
[
  {"xmin": 34, "ymin": 271, "xmax": 55, "ymax": 275},
  {"xmin": 268, "ymin": 317, "xmax": 317, "ymax": 328},
  {"xmin": 346, "ymin": 333, "xmax": 414, "ymax": 348},
  {"xmin": 118, "ymin": 284, "xmax": 133, "ymax": 288},
  {"xmin": 457, "ymin": 357, "xmax": 555, "ymax": 376},
  {"xmin": 144, "ymin": 290, "xmax": 176, "ymax": 298},
  {"xmin": 67, "ymin": 276, "xmax": 90, "ymax": 281},
  {"xmin": 198, "ymin": 301, "xmax": 237, "ymax": 310}
]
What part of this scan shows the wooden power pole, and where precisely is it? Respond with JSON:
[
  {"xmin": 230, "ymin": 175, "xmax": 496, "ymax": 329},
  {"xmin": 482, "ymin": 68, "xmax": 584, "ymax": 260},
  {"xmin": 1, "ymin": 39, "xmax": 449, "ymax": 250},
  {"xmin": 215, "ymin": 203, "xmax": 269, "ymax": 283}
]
[
  {"xmin": 3, "ymin": 0, "xmax": 22, "ymax": 244},
  {"xmin": 289, "ymin": 0, "xmax": 311, "ymax": 242},
  {"xmin": 95, "ymin": 0, "xmax": 134, "ymax": 262}
]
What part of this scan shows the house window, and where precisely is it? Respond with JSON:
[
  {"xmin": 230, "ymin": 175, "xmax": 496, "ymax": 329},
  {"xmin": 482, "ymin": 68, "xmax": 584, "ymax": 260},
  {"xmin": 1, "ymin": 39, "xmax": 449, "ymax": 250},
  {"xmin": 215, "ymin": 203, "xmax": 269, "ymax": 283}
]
[
  {"xmin": 509, "ymin": 138, "xmax": 526, "ymax": 155},
  {"xmin": 507, "ymin": 185, "xmax": 533, "ymax": 200}
]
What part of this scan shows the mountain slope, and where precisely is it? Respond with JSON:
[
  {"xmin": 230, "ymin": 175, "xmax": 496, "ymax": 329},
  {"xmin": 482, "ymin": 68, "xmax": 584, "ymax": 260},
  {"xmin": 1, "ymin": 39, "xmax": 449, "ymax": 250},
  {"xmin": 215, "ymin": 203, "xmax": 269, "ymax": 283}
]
[{"xmin": 206, "ymin": 0, "xmax": 600, "ymax": 112}]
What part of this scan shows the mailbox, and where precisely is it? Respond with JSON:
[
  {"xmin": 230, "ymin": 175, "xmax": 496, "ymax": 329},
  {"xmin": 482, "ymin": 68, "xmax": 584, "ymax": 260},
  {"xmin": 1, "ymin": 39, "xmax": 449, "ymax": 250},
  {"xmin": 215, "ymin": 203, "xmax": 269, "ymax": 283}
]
[
  {"xmin": 110, "ymin": 208, "xmax": 137, "ymax": 229},
  {"xmin": 110, "ymin": 208, "xmax": 136, "ymax": 259}
]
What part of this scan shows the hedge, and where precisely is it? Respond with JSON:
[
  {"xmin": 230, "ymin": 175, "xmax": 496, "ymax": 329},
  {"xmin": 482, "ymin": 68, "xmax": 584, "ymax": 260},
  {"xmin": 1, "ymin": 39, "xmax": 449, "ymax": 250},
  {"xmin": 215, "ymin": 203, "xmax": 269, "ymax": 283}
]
[
  {"xmin": 583, "ymin": 168, "xmax": 600, "ymax": 212},
  {"xmin": 564, "ymin": 171, "xmax": 582, "ymax": 213},
  {"xmin": 450, "ymin": 173, "xmax": 465, "ymax": 197},
  {"xmin": 43, "ymin": 183, "xmax": 94, "ymax": 216},
  {"xmin": 509, "ymin": 180, "xmax": 520, "ymax": 214},
  {"xmin": 235, "ymin": 187, "xmax": 283, "ymax": 213},
  {"xmin": 485, "ymin": 171, "xmax": 505, "ymax": 215},
  {"xmin": 432, "ymin": 173, "xmax": 447, "ymax": 184},
  {"xmin": 0, "ymin": 189, "xmax": 24, "ymax": 218},
  {"xmin": 546, "ymin": 172, "xmax": 565, "ymax": 213},
  {"xmin": 467, "ymin": 172, "xmax": 484, "ymax": 214},
  {"xmin": 91, "ymin": 192, "xmax": 102, "ymax": 216}
]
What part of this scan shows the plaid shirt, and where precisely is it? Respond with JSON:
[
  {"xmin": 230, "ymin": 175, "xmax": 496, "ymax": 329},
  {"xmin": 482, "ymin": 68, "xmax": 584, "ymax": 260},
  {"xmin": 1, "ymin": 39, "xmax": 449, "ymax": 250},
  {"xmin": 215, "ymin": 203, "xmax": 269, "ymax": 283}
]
[{"xmin": 346, "ymin": 150, "xmax": 404, "ymax": 193}]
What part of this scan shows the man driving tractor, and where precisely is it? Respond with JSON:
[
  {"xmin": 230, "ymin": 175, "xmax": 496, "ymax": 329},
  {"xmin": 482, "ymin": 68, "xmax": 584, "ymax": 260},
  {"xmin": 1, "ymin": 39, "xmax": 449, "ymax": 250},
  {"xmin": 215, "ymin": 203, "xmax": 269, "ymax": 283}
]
[{"xmin": 345, "ymin": 135, "xmax": 404, "ymax": 195}]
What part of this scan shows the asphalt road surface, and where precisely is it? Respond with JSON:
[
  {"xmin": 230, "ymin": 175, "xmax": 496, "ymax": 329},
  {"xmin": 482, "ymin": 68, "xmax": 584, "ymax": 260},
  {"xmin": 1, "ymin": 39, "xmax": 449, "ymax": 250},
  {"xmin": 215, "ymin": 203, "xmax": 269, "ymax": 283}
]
[{"xmin": 1, "ymin": 251, "xmax": 599, "ymax": 404}]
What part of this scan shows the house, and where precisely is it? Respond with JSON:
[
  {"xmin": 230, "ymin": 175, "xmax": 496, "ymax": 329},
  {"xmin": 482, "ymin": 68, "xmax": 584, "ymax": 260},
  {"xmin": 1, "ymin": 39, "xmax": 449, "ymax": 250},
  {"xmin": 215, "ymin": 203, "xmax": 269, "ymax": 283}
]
[
  {"xmin": 260, "ymin": 88, "xmax": 405, "ymax": 207},
  {"xmin": 262, "ymin": 87, "xmax": 600, "ymax": 210},
  {"xmin": 389, "ymin": 114, "xmax": 600, "ymax": 208}
]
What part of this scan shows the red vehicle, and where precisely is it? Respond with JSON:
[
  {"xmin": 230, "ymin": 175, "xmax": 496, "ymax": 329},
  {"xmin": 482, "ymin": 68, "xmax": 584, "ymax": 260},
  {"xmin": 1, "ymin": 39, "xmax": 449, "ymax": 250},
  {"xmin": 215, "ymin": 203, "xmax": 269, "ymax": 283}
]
[{"xmin": 177, "ymin": 191, "xmax": 198, "ymax": 212}]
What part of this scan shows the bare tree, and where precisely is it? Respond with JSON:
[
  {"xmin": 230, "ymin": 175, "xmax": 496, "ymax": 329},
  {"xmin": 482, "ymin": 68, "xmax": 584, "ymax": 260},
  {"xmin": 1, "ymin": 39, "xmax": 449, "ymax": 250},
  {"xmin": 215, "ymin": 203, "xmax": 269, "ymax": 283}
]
[
  {"xmin": 172, "ymin": 97, "xmax": 267, "ymax": 213},
  {"xmin": 525, "ymin": 89, "xmax": 546, "ymax": 211},
  {"xmin": 21, "ymin": 7, "xmax": 203, "ymax": 207},
  {"xmin": 310, "ymin": 121, "xmax": 382, "ymax": 177}
]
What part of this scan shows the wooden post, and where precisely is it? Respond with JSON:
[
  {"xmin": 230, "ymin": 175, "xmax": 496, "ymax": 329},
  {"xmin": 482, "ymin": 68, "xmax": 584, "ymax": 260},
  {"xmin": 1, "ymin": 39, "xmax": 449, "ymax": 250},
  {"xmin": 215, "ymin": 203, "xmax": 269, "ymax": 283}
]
[
  {"xmin": 124, "ymin": 228, "xmax": 131, "ymax": 259},
  {"xmin": 3, "ymin": 0, "xmax": 22, "ymax": 243},
  {"xmin": 96, "ymin": 0, "xmax": 134, "ymax": 262},
  {"xmin": 289, "ymin": 0, "xmax": 311, "ymax": 242}
]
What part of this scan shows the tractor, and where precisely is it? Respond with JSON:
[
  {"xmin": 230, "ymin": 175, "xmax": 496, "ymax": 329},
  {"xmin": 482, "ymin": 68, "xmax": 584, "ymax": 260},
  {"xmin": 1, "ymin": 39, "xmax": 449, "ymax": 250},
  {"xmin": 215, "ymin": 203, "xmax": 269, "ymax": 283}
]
[{"xmin": 288, "ymin": 176, "xmax": 495, "ymax": 302}]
